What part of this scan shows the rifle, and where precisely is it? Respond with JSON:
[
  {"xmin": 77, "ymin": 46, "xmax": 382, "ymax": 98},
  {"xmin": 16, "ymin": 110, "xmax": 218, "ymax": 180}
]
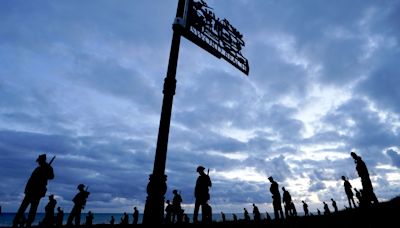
[{"xmin": 49, "ymin": 156, "xmax": 56, "ymax": 165}]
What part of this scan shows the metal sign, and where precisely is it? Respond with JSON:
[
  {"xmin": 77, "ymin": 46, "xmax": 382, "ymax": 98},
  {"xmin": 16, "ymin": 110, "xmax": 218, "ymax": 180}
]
[{"xmin": 174, "ymin": 0, "xmax": 250, "ymax": 75}]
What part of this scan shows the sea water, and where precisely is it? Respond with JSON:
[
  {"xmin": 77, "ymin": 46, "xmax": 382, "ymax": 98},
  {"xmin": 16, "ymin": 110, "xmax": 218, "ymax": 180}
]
[{"xmin": 0, "ymin": 212, "xmax": 254, "ymax": 227}]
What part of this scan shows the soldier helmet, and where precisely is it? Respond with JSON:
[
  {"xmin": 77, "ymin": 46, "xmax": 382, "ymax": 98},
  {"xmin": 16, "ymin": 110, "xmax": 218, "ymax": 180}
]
[
  {"xmin": 268, "ymin": 176, "xmax": 273, "ymax": 180},
  {"xmin": 36, "ymin": 154, "xmax": 46, "ymax": 162},
  {"xmin": 196, "ymin": 166, "xmax": 205, "ymax": 172},
  {"xmin": 350, "ymin": 151, "xmax": 357, "ymax": 158},
  {"xmin": 77, "ymin": 184, "xmax": 85, "ymax": 190},
  {"xmin": 173, "ymin": 189, "xmax": 178, "ymax": 194},
  {"xmin": 49, "ymin": 194, "xmax": 54, "ymax": 199}
]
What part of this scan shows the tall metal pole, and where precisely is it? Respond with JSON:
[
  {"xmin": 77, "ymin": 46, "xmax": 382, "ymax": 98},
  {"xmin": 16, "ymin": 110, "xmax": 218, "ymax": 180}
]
[{"xmin": 142, "ymin": 0, "xmax": 186, "ymax": 224}]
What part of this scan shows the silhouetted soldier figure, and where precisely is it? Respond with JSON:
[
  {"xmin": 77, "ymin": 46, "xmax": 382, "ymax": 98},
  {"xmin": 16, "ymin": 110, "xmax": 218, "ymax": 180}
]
[
  {"xmin": 342, "ymin": 176, "xmax": 357, "ymax": 208},
  {"xmin": 282, "ymin": 187, "xmax": 294, "ymax": 217},
  {"xmin": 120, "ymin": 212, "xmax": 129, "ymax": 225},
  {"xmin": 266, "ymin": 212, "xmax": 272, "ymax": 221},
  {"xmin": 221, "ymin": 212, "xmax": 226, "ymax": 222},
  {"xmin": 302, "ymin": 201, "xmax": 309, "ymax": 216},
  {"xmin": 203, "ymin": 203, "xmax": 212, "ymax": 224},
  {"xmin": 193, "ymin": 166, "xmax": 212, "ymax": 223},
  {"xmin": 317, "ymin": 209, "xmax": 321, "ymax": 216},
  {"xmin": 243, "ymin": 208, "xmax": 250, "ymax": 221},
  {"xmin": 13, "ymin": 154, "xmax": 55, "ymax": 228},
  {"xmin": 85, "ymin": 211, "xmax": 93, "ymax": 226},
  {"xmin": 56, "ymin": 207, "xmax": 64, "ymax": 227},
  {"xmin": 232, "ymin": 214, "xmax": 237, "ymax": 222},
  {"xmin": 253, "ymin": 203, "xmax": 261, "ymax": 223},
  {"xmin": 132, "ymin": 207, "xmax": 139, "ymax": 224},
  {"xmin": 41, "ymin": 194, "xmax": 57, "ymax": 227},
  {"xmin": 350, "ymin": 152, "xmax": 378, "ymax": 205},
  {"xmin": 110, "ymin": 216, "xmax": 115, "ymax": 225},
  {"xmin": 67, "ymin": 184, "xmax": 90, "ymax": 226},
  {"xmin": 354, "ymin": 188, "xmax": 362, "ymax": 206},
  {"xmin": 172, "ymin": 189, "xmax": 183, "ymax": 223},
  {"xmin": 183, "ymin": 214, "xmax": 190, "ymax": 224},
  {"xmin": 268, "ymin": 177, "xmax": 284, "ymax": 220},
  {"xmin": 165, "ymin": 200, "xmax": 173, "ymax": 224},
  {"xmin": 323, "ymin": 202, "xmax": 330, "ymax": 215},
  {"xmin": 331, "ymin": 199, "xmax": 338, "ymax": 213},
  {"xmin": 290, "ymin": 202, "xmax": 297, "ymax": 216}
]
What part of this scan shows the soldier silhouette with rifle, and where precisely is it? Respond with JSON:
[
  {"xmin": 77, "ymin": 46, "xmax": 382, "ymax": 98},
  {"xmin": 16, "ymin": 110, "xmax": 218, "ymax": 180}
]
[
  {"xmin": 193, "ymin": 166, "xmax": 212, "ymax": 223},
  {"xmin": 41, "ymin": 194, "xmax": 57, "ymax": 227},
  {"xmin": 67, "ymin": 184, "xmax": 90, "ymax": 226},
  {"xmin": 13, "ymin": 154, "xmax": 55, "ymax": 228}
]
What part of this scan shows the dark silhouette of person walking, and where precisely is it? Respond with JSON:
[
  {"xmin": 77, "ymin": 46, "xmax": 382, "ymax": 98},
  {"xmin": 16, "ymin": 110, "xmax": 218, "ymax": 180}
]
[
  {"xmin": 342, "ymin": 176, "xmax": 357, "ymax": 208},
  {"xmin": 268, "ymin": 176, "xmax": 284, "ymax": 220},
  {"xmin": 41, "ymin": 194, "xmax": 57, "ymax": 226},
  {"xmin": 67, "ymin": 184, "xmax": 90, "ymax": 226},
  {"xmin": 132, "ymin": 207, "xmax": 139, "ymax": 224},
  {"xmin": 172, "ymin": 189, "xmax": 183, "ymax": 223},
  {"xmin": 193, "ymin": 165, "xmax": 212, "ymax": 223},
  {"xmin": 56, "ymin": 207, "xmax": 64, "ymax": 227},
  {"xmin": 350, "ymin": 152, "xmax": 378, "ymax": 205},
  {"xmin": 13, "ymin": 154, "xmax": 55, "ymax": 227},
  {"xmin": 302, "ymin": 200, "xmax": 309, "ymax": 216}
]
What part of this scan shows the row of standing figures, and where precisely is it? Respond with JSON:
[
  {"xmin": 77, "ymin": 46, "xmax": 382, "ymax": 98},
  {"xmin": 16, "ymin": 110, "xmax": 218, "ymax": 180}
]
[
  {"xmin": 266, "ymin": 152, "xmax": 379, "ymax": 220},
  {"xmin": 11, "ymin": 151, "xmax": 378, "ymax": 226},
  {"xmin": 11, "ymin": 154, "xmax": 212, "ymax": 227}
]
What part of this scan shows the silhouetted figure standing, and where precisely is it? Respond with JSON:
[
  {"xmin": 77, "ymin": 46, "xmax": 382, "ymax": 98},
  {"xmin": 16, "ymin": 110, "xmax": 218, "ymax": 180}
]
[
  {"xmin": 302, "ymin": 201, "xmax": 309, "ymax": 216},
  {"xmin": 172, "ymin": 189, "xmax": 183, "ymax": 223},
  {"xmin": 193, "ymin": 166, "xmax": 212, "ymax": 223},
  {"xmin": 266, "ymin": 212, "xmax": 272, "ymax": 221},
  {"xmin": 354, "ymin": 188, "xmax": 362, "ymax": 206},
  {"xmin": 203, "ymin": 203, "xmax": 212, "ymax": 224},
  {"xmin": 56, "ymin": 207, "xmax": 64, "ymax": 227},
  {"xmin": 244, "ymin": 208, "xmax": 250, "ymax": 221},
  {"xmin": 132, "ymin": 207, "xmax": 139, "ymax": 224},
  {"xmin": 183, "ymin": 214, "xmax": 190, "ymax": 223},
  {"xmin": 165, "ymin": 200, "xmax": 173, "ymax": 224},
  {"xmin": 13, "ymin": 154, "xmax": 55, "ymax": 228},
  {"xmin": 253, "ymin": 203, "xmax": 261, "ymax": 223},
  {"xmin": 331, "ymin": 199, "xmax": 338, "ymax": 213},
  {"xmin": 221, "ymin": 212, "xmax": 226, "ymax": 222},
  {"xmin": 342, "ymin": 176, "xmax": 357, "ymax": 208},
  {"xmin": 67, "ymin": 184, "xmax": 90, "ymax": 226},
  {"xmin": 282, "ymin": 187, "xmax": 295, "ymax": 217},
  {"xmin": 268, "ymin": 177, "xmax": 284, "ymax": 220},
  {"xmin": 120, "ymin": 212, "xmax": 129, "ymax": 225},
  {"xmin": 232, "ymin": 214, "xmax": 237, "ymax": 222},
  {"xmin": 41, "ymin": 194, "xmax": 57, "ymax": 227},
  {"xmin": 85, "ymin": 211, "xmax": 94, "ymax": 226},
  {"xmin": 317, "ymin": 209, "xmax": 321, "ymax": 216},
  {"xmin": 350, "ymin": 152, "xmax": 378, "ymax": 205},
  {"xmin": 110, "ymin": 216, "xmax": 115, "ymax": 225},
  {"xmin": 323, "ymin": 202, "xmax": 330, "ymax": 215}
]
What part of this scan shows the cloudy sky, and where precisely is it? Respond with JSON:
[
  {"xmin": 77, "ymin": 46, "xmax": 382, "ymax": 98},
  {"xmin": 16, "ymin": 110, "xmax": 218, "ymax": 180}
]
[{"xmin": 1, "ymin": 0, "xmax": 399, "ymax": 215}]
